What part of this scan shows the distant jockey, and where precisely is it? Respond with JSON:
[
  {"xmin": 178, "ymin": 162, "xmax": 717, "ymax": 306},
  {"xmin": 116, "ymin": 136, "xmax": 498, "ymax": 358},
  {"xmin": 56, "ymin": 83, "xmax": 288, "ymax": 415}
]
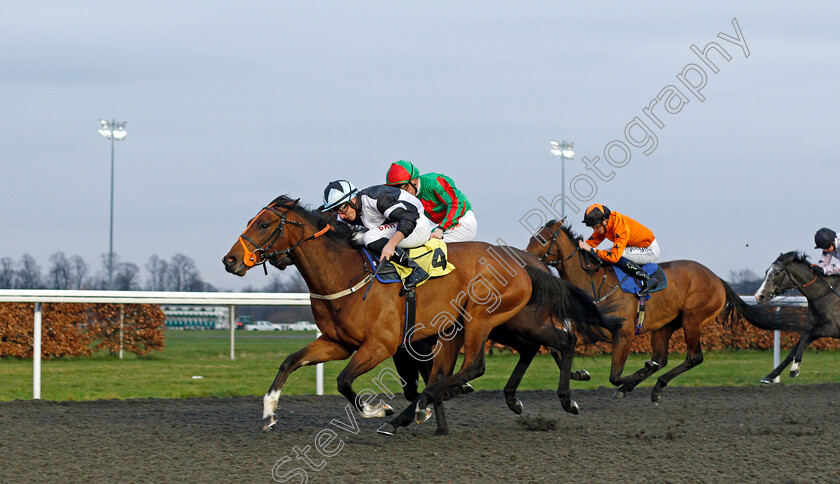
[
  {"xmin": 813, "ymin": 227, "xmax": 840, "ymax": 276},
  {"xmin": 384, "ymin": 160, "xmax": 477, "ymax": 242},
  {"xmin": 579, "ymin": 203, "xmax": 662, "ymax": 296}
]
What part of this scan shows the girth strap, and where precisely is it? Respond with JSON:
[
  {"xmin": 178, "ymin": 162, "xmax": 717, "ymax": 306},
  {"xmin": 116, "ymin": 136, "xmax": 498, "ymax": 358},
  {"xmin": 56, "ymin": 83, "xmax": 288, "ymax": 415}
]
[
  {"xmin": 310, "ymin": 275, "xmax": 374, "ymax": 300},
  {"xmin": 635, "ymin": 298, "xmax": 646, "ymax": 335},
  {"xmin": 402, "ymin": 289, "xmax": 416, "ymax": 348}
]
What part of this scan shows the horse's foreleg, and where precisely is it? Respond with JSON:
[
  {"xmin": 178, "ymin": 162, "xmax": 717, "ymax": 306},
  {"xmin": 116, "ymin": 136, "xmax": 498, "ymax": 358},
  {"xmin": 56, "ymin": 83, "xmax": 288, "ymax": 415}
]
[
  {"xmin": 608, "ymin": 332, "xmax": 634, "ymax": 399},
  {"xmin": 263, "ymin": 337, "xmax": 351, "ymax": 431},
  {"xmin": 503, "ymin": 345, "xmax": 537, "ymax": 414},
  {"xmin": 416, "ymin": 326, "xmax": 492, "ymax": 416},
  {"xmin": 618, "ymin": 324, "xmax": 674, "ymax": 398},
  {"xmin": 650, "ymin": 317, "xmax": 707, "ymax": 402},
  {"xmin": 551, "ymin": 328, "xmax": 580, "ymax": 414}
]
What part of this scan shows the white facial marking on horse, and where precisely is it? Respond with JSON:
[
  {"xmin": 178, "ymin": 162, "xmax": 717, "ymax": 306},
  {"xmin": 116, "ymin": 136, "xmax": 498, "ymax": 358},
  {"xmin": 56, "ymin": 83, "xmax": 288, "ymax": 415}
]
[
  {"xmin": 263, "ymin": 389, "xmax": 282, "ymax": 419},
  {"xmin": 755, "ymin": 273, "xmax": 770, "ymax": 299}
]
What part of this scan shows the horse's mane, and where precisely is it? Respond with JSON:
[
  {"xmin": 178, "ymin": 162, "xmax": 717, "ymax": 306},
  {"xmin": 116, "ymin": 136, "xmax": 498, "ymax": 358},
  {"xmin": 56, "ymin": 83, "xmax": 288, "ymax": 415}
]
[
  {"xmin": 545, "ymin": 219, "xmax": 601, "ymax": 265},
  {"xmin": 777, "ymin": 250, "xmax": 810, "ymax": 265},
  {"xmin": 268, "ymin": 195, "xmax": 354, "ymax": 244},
  {"xmin": 547, "ymin": 219, "xmax": 582, "ymax": 243}
]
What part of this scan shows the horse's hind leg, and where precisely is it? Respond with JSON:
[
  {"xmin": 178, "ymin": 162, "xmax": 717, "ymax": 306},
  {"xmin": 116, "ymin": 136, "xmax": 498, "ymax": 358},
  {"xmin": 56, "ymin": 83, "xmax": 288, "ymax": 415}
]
[
  {"xmin": 790, "ymin": 333, "xmax": 818, "ymax": 378},
  {"xmin": 761, "ymin": 332, "xmax": 809, "ymax": 384},
  {"xmin": 336, "ymin": 342, "xmax": 396, "ymax": 418}
]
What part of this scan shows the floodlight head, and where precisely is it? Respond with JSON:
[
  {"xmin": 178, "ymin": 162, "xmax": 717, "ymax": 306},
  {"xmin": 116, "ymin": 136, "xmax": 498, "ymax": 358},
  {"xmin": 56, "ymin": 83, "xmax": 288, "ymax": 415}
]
[{"xmin": 98, "ymin": 119, "xmax": 127, "ymax": 140}]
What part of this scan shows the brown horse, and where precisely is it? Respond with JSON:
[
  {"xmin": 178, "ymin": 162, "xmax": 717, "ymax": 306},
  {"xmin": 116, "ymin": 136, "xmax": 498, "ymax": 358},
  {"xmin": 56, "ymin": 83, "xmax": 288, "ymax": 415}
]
[
  {"xmin": 223, "ymin": 197, "xmax": 612, "ymax": 431},
  {"xmin": 525, "ymin": 219, "xmax": 784, "ymax": 401}
]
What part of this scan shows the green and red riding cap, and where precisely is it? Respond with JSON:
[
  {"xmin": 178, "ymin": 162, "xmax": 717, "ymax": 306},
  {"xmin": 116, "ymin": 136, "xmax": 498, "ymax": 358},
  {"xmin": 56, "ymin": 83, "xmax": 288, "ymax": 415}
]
[{"xmin": 385, "ymin": 160, "xmax": 420, "ymax": 186}]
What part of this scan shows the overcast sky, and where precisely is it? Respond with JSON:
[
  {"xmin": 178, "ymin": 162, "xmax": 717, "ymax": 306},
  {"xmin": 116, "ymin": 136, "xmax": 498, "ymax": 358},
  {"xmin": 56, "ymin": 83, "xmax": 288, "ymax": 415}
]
[{"xmin": 2, "ymin": 2, "xmax": 837, "ymax": 291}]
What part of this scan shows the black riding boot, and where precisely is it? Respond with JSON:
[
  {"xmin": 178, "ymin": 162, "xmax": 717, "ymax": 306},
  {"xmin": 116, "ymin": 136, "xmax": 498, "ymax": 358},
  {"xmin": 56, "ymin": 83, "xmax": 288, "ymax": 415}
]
[
  {"xmin": 392, "ymin": 247, "xmax": 430, "ymax": 289},
  {"xmin": 615, "ymin": 257, "xmax": 660, "ymax": 295}
]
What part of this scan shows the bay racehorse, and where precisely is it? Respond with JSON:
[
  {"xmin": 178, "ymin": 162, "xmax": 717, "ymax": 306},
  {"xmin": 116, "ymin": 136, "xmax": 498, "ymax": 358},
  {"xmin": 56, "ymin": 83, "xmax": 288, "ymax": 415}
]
[
  {"xmin": 754, "ymin": 251, "xmax": 840, "ymax": 383},
  {"xmin": 525, "ymin": 219, "xmax": 786, "ymax": 401},
  {"xmin": 223, "ymin": 197, "xmax": 615, "ymax": 432}
]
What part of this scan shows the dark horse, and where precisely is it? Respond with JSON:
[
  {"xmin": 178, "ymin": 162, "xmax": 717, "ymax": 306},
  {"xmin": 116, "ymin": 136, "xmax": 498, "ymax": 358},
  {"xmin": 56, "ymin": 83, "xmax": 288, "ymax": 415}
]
[
  {"xmin": 754, "ymin": 251, "xmax": 840, "ymax": 383},
  {"xmin": 223, "ymin": 197, "xmax": 614, "ymax": 432},
  {"xmin": 381, "ymin": 247, "xmax": 620, "ymax": 435},
  {"xmin": 526, "ymin": 219, "xmax": 786, "ymax": 401}
]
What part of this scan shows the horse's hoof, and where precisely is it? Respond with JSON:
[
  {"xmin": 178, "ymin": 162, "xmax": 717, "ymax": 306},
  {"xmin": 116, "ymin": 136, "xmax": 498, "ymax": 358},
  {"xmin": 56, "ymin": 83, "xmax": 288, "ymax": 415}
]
[
  {"xmin": 760, "ymin": 377, "xmax": 773, "ymax": 385},
  {"xmin": 435, "ymin": 427, "xmax": 449, "ymax": 436},
  {"xmin": 376, "ymin": 423, "xmax": 396, "ymax": 436},
  {"xmin": 651, "ymin": 392, "xmax": 662, "ymax": 403},
  {"xmin": 565, "ymin": 400, "xmax": 580, "ymax": 415},
  {"xmin": 508, "ymin": 399, "xmax": 523, "ymax": 415},
  {"xmin": 462, "ymin": 383, "xmax": 475, "ymax": 395},
  {"xmin": 362, "ymin": 403, "xmax": 394, "ymax": 418},
  {"xmin": 415, "ymin": 404, "xmax": 433, "ymax": 425},
  {"xmin": 575, "ymin": 370, "xmax": 591, "ymax": 381},
  {"xmin": 790, "ymin": 369, "xmax": 800, "ymax": 378},
  {"xmin": 262, "ymin": 418, "xmax": 277, "ymax": 433},
  {"xmin": 612, "ymin": 389, "xmax": 626, "ymax": 400}
]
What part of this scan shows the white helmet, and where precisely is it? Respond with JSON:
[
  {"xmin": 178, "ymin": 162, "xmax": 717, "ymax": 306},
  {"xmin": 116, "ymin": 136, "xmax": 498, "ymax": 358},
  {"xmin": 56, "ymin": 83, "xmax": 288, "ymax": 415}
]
[{"xmin": 322, "ymin": 180, "xmax": 358, "ymax": 212}]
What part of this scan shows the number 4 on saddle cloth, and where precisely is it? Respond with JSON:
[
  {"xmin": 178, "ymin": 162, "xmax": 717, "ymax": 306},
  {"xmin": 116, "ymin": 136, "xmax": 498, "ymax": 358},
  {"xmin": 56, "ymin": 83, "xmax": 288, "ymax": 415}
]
[
  {"xmin": 610, "ymin": 263, "xmax": 667, "ymax": 335},
  {"xmin": 361, "ymin": 238, "xmax": 456, "ymax": 287}
]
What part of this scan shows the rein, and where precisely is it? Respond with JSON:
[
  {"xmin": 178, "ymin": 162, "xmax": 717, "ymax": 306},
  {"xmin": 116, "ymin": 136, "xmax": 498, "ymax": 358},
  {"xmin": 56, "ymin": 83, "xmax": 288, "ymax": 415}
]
[{"xmin": 782, "ymin": 264, "xmax": 840, "ymax": 301}]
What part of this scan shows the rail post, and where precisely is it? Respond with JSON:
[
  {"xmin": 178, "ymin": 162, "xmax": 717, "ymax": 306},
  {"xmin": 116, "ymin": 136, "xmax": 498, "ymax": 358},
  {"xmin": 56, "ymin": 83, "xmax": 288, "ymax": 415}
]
[
  {"xmin": 316, "ymin": 330, "xmax": 323, "ymax": 396},
  {"xmin": 33, "ymin": 302, "xmax": 42, "ymax": 399}
]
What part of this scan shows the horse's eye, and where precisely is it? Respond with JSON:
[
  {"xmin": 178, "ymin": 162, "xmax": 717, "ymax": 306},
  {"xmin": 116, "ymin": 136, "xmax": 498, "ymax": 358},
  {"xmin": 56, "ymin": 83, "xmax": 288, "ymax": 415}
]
[{"xmin": 260, "ymin": 223, "xmax": 270, "ymax": 229}]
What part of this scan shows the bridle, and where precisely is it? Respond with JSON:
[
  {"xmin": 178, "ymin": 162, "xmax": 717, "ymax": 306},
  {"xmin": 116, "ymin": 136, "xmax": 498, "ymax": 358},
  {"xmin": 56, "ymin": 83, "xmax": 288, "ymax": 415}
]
[
  {"xmin": 237, "ymin": 204, "xmax": 331, "ymax": 273},
  {"xmin": 775, "ymin": 262, "xmax": 840, "ymax": 301},
  {"xmin": 536, "ymin": 222, "xmax": 617, "ymax": 302}
]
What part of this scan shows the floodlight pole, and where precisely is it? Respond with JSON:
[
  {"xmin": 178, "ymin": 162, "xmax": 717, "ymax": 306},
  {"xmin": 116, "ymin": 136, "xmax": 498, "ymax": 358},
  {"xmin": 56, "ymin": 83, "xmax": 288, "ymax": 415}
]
[
  {"xmin": 98, "ymin": 119, "xmax": 127, "ymax": 288},
  {"xmin": 108, "ymin": 129, "xmax": 115, "ymax": 287},
  {"xmin": 550, "ymin": 140, "xmax": 575, "ymax": 219}
]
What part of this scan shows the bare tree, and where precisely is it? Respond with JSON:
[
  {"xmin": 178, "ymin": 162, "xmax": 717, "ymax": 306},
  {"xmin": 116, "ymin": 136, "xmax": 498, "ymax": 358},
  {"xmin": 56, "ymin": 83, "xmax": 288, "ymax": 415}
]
[
  {"xmin": 47, "ymin": 252, "xmax": 74, "ymax": 289},
  {"xmin": 166, "ymin": 253, "xmax": 198, "ymax": 291},
  {"xmin": 0, "ymin": 257, "xmax": 14, "ymax": 288},
  {"xmin": 728, "ymin": 268, "xmax": 764, "ymax": 295},
  {"xmin": 71, "ymin": 255, "xmax": 87, "ymax": 289},
  {"xmin": 113, "ymin": 262, "xmax": 141, "ymax": 290},
  {"xmin": 145, "ymin": 255, "xmax": 169, "ymax": 291},
  {"xmin": 259, "ymin": 269, "xmax": 307, "ymax": 292},
  {"xmin": 16, "ymin": 254, "xmax": 43, "ymax": 289}
]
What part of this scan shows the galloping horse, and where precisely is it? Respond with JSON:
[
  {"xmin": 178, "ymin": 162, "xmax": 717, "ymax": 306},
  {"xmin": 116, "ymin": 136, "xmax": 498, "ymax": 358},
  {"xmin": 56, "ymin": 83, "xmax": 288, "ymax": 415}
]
[
  {"xmin": 223, "ymin": 197, "xmax": 614, "ymax": 432},
  {"xmin": 754, "ymin": 251, "xmax": 840, "ymax": 383},
  {"xmin": 526, "ymin": 219, "xmax": 785, "ymax": 401}
]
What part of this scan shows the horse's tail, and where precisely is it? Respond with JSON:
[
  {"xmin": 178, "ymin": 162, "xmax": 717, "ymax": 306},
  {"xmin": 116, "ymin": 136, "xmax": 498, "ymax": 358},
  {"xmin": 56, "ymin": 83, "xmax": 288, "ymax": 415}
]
[
  {"xmin": 525, "ymin": 266, "xmax": 623, "ymax": 343},
  {"xmin": 718, "ymin": 278, "xmax": 805, "ymax": 332}
]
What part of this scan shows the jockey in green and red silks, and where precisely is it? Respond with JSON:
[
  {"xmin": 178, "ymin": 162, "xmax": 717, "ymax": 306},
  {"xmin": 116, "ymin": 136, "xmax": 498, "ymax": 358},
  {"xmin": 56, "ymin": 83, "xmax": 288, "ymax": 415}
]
[{"xmin": 385, "ymin": 160, "xmax": 477, "ymax": 242}]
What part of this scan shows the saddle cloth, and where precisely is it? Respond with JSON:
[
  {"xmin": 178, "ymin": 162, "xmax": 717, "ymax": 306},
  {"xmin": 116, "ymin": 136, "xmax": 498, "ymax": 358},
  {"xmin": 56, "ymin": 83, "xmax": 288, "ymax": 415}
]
[
  {"xmin": 611, "ymin": 263, "xmax": 667, "ymax": 300},
  {"xmin": 361, "ymin": 238, "xmax": 456, "ymax": 287}
]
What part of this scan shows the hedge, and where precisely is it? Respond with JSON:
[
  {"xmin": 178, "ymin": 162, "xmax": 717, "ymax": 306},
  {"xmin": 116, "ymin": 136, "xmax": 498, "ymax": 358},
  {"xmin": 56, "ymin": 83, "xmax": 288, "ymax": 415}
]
[{"xmin": 0, "ymin": 303, "xmax": 165, "ymax": 359}]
